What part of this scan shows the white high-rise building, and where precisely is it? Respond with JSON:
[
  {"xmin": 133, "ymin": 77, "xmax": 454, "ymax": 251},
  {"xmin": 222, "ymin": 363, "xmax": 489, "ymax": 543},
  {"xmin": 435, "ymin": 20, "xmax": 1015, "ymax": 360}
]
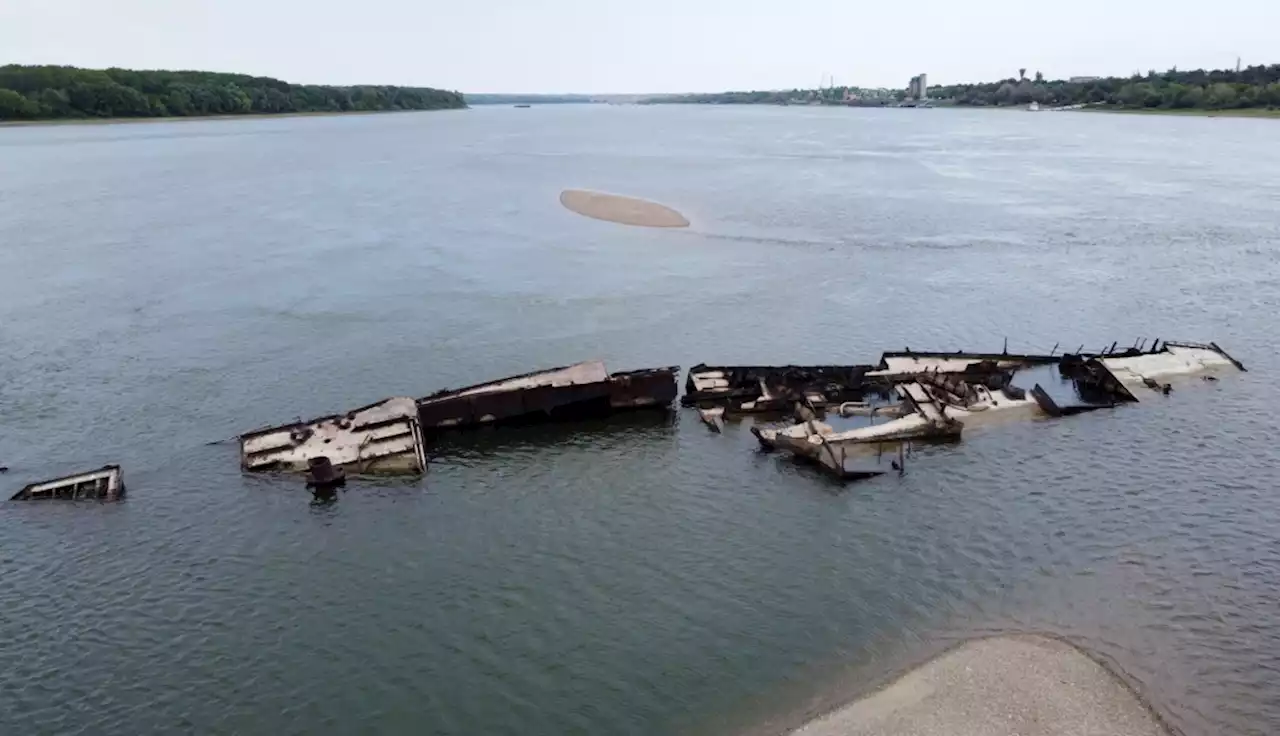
[{"xmin": 907, "ymin": 73, "xmax": 929, "ymax": 100}]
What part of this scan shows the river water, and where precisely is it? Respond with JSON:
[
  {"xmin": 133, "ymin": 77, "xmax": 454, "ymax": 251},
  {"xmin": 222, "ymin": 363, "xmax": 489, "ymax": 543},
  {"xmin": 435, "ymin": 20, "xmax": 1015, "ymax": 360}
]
[{"xmin": 1, "ymin": 105, "xmax": 1278, "ymax": 735}]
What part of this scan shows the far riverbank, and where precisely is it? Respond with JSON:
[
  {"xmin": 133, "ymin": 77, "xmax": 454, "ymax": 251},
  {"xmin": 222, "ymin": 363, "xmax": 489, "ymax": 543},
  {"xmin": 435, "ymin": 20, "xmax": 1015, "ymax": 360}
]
[
  {"xmin": 0, "ymin": 107, "xmax": 466, "ymax": 129},
  {"xmin": 1077, "ymin": 105, "xmax": 1280, "ymax": 118}
]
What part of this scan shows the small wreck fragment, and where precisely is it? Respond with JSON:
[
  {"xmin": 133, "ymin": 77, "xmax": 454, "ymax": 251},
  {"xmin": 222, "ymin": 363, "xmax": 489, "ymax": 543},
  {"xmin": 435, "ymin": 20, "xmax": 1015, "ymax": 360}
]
[
  {"xmin": 12, "ymin": 465, "xmax": 124, "ymax": 501},
  {"xmin": 756, "ymin": 382, "xmax": 965, "ymax": 456},
  {"xmin": 753, "ymin": 374, "xmax": 1046, "ymax": 479},
  {"xmin": 1095, "ymin": 340, "xmax": 1244, "ymax": 385},
  {"xmin": 416, "ymin": 361, "xmax": 679, "ymax": 433},
  {"xmin": 1058, "ymin": 340, "xmax": 1243, "ymax": 403},
  {"xmin": 697, "ymin": 406, "xmax": 726, "ymax": 433},
  {"xmin": 682, "ymin": 364, "xmax": 873, "ymax": 412},
  {"xmin": 240, "ymin": 397, "xmax": 427, "ymax": 475}
]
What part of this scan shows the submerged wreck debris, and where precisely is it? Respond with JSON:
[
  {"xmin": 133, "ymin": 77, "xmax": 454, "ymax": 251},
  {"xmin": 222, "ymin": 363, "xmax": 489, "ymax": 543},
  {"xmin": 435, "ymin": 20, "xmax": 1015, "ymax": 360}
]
[
  {"xmin": 305, "ymin": 456, "xmax": 346, "ymax": 503},
  {"xmin": 240, "ymin": 397, "xmax": 427, "ymax": 476},
  {"xmin": 1095, "ymin": 340, "xmax": 1244, "ymax": 384},
  {"xmin": 697, "ymin": 406, "xmax": 725, "ymax": 433},
  {"xmin": 724, "ymin": 338, "xmax": 1244, "ymax": 483},
  {"xmin": 682, "ymin": 364, "xmax": 873, "ymax": 412},
  {"xmin": 416, "ymin": 361, "xmax": 678, "ymax": 434},
  {"xmin": 866, "ymin": 350, "xmax": 1059, "ymax": 382},
  {"xmin": 238, "ymin": 361, "xmax": 675, "ymax": 486},
  {"xmin": 11, "ymin": 465, "xmax": 124, "ymax": 501},
  {"xmin": 227, "ymin": 338, "xmax": 1242, "ymax": 490},
  {"xmin": 305, "ymin": 456, "xmax": 346, "ymax": 490}
]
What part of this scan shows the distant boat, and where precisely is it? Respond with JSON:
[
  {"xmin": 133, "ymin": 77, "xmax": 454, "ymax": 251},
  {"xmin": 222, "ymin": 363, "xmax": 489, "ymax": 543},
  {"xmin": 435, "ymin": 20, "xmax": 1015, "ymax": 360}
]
[
  {"xmin": 514, "ymin": 104, "xmax": 531, "ymax": 108},
  {"xmin": 1028, "ymin": 102, "xmax": 1041, "ymax": 112}
]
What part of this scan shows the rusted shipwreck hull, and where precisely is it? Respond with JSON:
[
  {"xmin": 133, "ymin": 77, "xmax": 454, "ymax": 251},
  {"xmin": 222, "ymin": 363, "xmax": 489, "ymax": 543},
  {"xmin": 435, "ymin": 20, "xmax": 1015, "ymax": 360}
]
[
  {"xmin": 240, "ymin": 397, "xmax": 427, "ymax": 476},
  {"xmin": 417, "ymin": 361, "xmax": 679, "ymax": 433},
  {"xmin": 864, "ymin": 350, "xmax": 1062, "ymax": 384},
  {"xmin": 11, "ymin": 465, "xmax": 125, "ymax": 501},
  {"xmin": 724, "ymin": 338, "xmax": 1246, "ymax": 483},
  {"xmin": 684, "ymin": 353, "xmax": 1061, "ymax": 413},
  {"xmin": 682, "ymin": 364, "xmax": 874, "ymax": 412}
]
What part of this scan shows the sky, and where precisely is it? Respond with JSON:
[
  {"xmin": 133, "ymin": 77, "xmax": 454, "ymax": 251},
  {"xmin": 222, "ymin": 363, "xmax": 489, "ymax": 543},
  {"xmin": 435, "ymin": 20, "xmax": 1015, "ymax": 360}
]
[{"xmin": 2, "ymin": 0, "xmax": 1278, "ymax": 94}]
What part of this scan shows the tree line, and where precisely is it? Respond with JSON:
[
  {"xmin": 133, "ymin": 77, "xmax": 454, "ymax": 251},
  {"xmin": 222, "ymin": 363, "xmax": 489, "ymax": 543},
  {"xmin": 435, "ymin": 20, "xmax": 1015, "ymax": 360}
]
[
  {"xmin": 0, "ymin": 65, "xmax": 466, "ymax": 121},
  {"xmin": 930, "ymin": 64, "xmax": 1280, "ymax": 110}
]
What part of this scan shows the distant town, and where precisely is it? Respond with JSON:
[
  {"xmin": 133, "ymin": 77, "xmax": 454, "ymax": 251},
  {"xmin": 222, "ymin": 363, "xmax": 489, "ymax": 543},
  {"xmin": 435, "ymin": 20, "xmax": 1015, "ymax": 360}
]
[{"xmin": 621, "ymin": 62, "xmax": 1280, "ymax": 115}]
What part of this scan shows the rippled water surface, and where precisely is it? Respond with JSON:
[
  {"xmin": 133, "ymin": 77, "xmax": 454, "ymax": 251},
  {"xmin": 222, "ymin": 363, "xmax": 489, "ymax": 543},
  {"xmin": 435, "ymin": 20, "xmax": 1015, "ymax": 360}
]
[{"xmin": 2, "ymin": 106, "xmax": 1279, "ymax": 735}]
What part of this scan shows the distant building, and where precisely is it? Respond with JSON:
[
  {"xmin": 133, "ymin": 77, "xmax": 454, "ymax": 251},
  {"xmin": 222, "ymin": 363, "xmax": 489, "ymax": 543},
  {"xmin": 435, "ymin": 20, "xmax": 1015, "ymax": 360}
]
[
  {"xmin": 907, "ymin": 73, "xmax": 929, "ymax": 99},
  {"xmin": 1069, "ymin": 76, "xmax": 1101, "ymax": 84}
]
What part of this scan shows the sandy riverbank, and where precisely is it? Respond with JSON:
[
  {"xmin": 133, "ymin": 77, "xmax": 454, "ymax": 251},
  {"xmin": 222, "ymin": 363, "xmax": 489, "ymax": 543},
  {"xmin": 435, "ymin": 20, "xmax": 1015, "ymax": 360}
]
[
  {"xmin": 559, "ymin": 189, "xmax": 690, "ymax": 228},
  {"xmin": 790, "ymin": 635, "xmax": 1169, "ymax": 736},
  {"xmin": 1078, "ymin": 106, "xmax": 1280, "ymax": 118}
]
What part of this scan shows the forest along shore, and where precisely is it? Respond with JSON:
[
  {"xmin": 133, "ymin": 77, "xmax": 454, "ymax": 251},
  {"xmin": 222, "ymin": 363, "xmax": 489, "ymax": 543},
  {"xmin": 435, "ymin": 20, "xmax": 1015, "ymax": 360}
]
[
  {"xmin": 0, "ymin": 108, "xmax": 448, "ymax": 128},
  {"xmin": 0, "ymin": 65, "xmax": 465, "ymax": 123}
]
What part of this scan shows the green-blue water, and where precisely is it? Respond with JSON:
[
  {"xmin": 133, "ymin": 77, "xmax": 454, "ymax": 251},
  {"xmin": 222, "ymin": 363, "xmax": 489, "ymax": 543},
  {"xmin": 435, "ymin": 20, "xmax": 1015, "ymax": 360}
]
[{"xmin": 1, "ymin": 106, "xmax": 1278, "ymax": 735}]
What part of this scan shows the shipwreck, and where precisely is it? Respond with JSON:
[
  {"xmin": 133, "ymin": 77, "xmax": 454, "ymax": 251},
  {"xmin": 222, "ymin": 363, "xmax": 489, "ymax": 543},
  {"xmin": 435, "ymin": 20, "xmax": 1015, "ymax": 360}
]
[
  {"xmin": 240, "ymin": 397, "xmax": 428, "ymax": 476},
  {"xmin": 682, "ymin": 364, "xmax": 874, "ymax": 413},
  {"xmin": 240, "ymin": 361, "xmax": 679, "ymax": 482},
  {"xmin": 417, "ymin": 361, "xmax": 679, "ymax": 433},
  {"xmin": 732, "ymin": 339, "xmax": 1244, "ymax": 482},
  {"xmin": 11, "ymin": 465, "xmax": 125, "ymax": 501}
]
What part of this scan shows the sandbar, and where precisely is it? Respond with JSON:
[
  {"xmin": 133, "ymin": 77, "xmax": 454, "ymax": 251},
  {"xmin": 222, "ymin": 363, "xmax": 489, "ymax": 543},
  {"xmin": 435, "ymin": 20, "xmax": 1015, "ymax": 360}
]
[
  {"xmin": 559, "ymin": 189, "xmax": 690, "ymax": 228},
  {"xmin": 791, "ymin": 635, "xmax": 1168, "ymax": 736}
]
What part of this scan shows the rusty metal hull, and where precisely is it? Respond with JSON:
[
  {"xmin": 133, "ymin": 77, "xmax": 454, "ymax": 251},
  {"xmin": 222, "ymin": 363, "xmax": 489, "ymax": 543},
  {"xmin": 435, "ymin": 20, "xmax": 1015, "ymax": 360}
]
[
  {"xmin": 417, "ymin": 363, "xmax": 679, "ymax": 434},
  {"xmin": 681, "ymin": 364, "xmax": 874, "ymax": 409}
]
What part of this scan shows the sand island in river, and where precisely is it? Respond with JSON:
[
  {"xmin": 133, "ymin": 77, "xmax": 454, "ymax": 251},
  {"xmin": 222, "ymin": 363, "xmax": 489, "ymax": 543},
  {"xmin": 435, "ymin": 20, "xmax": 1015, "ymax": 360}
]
[{"xmin": 559, "ymin": 190, "xmax": 690, "ymax": 228}]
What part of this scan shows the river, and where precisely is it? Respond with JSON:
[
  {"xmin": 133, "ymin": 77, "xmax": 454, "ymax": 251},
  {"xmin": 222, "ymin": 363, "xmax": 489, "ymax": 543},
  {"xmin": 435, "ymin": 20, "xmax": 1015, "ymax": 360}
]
[{"xmin": 1, "ymin": 105, "xmax": 1278, "ymax": 735}]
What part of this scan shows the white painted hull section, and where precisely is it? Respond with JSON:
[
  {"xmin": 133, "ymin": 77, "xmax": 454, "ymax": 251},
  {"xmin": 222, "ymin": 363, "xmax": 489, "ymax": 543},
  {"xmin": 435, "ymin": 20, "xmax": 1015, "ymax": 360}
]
[
  {"xmin": 240, "ymin": 397, "xmax": 427, "ymax": 475},
  {"xmin": 1101, "ymin": 345, "xmax": 1235, "ymax": 384}
]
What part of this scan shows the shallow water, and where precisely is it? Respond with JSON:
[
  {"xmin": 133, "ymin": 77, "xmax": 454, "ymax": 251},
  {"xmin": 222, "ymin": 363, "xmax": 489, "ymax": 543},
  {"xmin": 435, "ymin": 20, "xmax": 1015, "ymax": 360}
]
[{"xmin": 1, "ymin": 105, "xmax": 1278, "ymax": 735}]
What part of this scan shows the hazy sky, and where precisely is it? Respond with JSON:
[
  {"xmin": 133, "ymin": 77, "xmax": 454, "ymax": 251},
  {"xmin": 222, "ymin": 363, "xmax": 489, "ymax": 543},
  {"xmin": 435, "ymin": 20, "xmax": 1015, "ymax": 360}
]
[{"xmin": 3, "ymin": 0, "xmax": 1277, "ymax": 93}]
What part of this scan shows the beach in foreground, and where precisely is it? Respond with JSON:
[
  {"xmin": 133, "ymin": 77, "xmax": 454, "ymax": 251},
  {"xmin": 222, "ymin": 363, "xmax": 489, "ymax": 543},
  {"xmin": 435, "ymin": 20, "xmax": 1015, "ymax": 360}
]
[{"xmin": 791, "ymin": 635, "xmax": 1169, "ymax": 736}]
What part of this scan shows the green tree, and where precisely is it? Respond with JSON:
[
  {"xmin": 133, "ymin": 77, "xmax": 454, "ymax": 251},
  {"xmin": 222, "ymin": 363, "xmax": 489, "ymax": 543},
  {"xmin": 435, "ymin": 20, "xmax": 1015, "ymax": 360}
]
[
  {"xmin": 0, "ymin": 88, "xmax": 38, "ymax": 118},
  {"xmin": 39, "ymin": 87, "xmax": 70, "ymax": 116},
  {"xmin": 1206, "ymin": 83, "xmax": 1237, "ymax": 109},
  {"xmin": 0, "ymin": 64, "xmax": 465, "ymax": 121},
  {"xmin": 1178, "ymin": 85, "xmax": 1206, "ymax": 108}
]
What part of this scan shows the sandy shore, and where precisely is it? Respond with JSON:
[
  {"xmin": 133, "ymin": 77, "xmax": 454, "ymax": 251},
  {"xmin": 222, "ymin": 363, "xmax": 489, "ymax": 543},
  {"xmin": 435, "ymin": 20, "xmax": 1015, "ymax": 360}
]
[
  {"xmin": 559, "ymin": 189, "xmax": 690, "ymax": 228},
  {"xmin": 791, "ymin": 635, "xmax": 1168, "ymax": 736},
  {"xmin": 1079, "ymin": 107, "xmax": 1280, "ymax": 118}
]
